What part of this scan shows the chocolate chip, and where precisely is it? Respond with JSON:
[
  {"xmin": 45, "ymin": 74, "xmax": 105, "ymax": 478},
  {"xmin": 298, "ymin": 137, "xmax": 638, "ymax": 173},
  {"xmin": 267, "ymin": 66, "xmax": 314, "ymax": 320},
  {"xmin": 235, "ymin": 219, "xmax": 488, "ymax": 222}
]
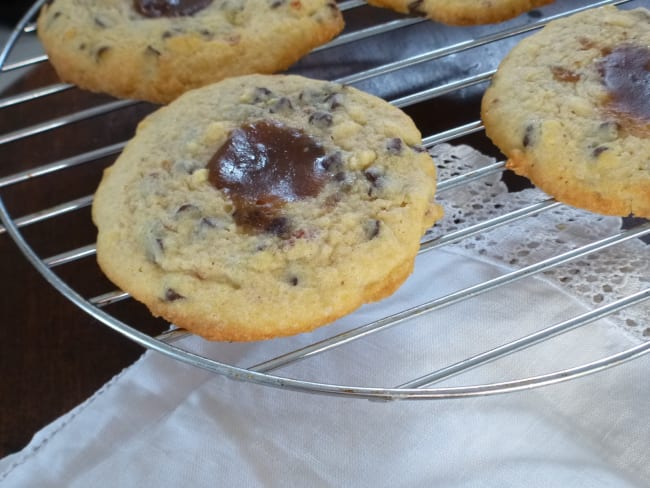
[
  {"xmin": 592, "ymin": 146, "xmax": 609, "ymax": 158},
  {"xmin": 596, "ymin": 120, "xmax": 620, "ymax": 141},
  {"xmin": 94, "ymin": 17, "xmax": 108, "ymax": 28},
  {"xmin": 135, "ymin": 0, "xmax": 213, "ymax": 18},
  {"xmin": 300, "ymin": 89, "xmax": 335, "ymax": 105},
  {"xmin": 334, "ymin": 171, "xmax": 353, "ymax": 191},
  {"xmin": 364, "ymin": 220, "xmax": 381, "ymax": 240},
  {"xmin": 319, "ymin": 152, "xmax": 343, "ymax": 172},
  {"xmin": 522, "ymin": 124, "xmax": 536, "ymax": 148},
  {"xmin": 199, "ymin": 29, "xmax": 213, "ymax": 39},
  {"xmin": 164, "ymin": 288, "xmax": 185, "ymax": 301},
  {"xmin": 364, "ymin": 167, "xmax": 382, "ymax": 186},
  {"xmin": 252, "ymin": 86, "xmax": 272, "ymax": 103},
  {"xmin": 200, "ymin": 216, "xmax": 222, "ymax": 228},
  {"xmin": 325, "ymin": 92, "xmax": 344, "ymax": 110},
  {"xmin": 146, "ymin": 45, "xmax": 162, "ymax": 56},
  {"xmin": 309, "ymin": 111, "xmax": 333, "ymax": 129},
  {"xmin": 269, "ymin": 0, "xmax": 285, "ymax": 7},
  {"xmin": 289, "ymin": 276, "xmax": 299, "ymax": 286},
  {"xmin": 269, "ymin": 97, "xmax": 294, "ymax": 114},
  {"xmin": 176, "ymin": 203, "xmax": 199, "ymax": 214},
  {"xmin": 145, "ymin": 227, "xmax": 166, "ymax": 264},
  {"xmin": 386, "ymin": 138, "xmax": 403, "ymax": 155},
  {"xmin": 266, "ymin": 216, "xmax": 291, "ymax": 239}
]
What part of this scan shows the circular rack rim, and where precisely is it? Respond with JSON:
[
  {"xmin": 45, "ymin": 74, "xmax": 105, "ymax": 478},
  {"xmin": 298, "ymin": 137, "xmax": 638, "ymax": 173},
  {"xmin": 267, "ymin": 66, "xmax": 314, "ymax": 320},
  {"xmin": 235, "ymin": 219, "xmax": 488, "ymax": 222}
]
[{"xmin": 1, "ymin": 0, "xmax": 649, "ymax": 400}]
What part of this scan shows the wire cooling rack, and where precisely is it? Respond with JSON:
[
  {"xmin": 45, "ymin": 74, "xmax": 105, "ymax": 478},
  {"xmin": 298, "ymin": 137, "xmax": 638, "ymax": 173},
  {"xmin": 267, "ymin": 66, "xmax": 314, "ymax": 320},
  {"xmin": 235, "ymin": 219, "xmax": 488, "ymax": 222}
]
[{"xmin": 1, "ymin": 0, "xmax": 649, "ymax": 400}]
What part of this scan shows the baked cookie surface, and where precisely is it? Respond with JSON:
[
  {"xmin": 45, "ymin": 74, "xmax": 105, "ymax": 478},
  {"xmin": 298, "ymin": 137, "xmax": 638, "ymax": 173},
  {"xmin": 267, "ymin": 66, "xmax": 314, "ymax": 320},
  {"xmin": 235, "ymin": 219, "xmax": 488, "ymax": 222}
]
[
  {"xmin": 481, "ymin": 6, "xmax": 650, "ymax": 218},
  {"xmin": 92, "ymin": 74, "xmax": 442, "ymax": 341},
  {"xmin": 37, "ymin": 0, "xmax": 343, "ymax": 104},
  {"xmin": 365, "ymin": 0, "xmax": 553, "ymax": 25}
]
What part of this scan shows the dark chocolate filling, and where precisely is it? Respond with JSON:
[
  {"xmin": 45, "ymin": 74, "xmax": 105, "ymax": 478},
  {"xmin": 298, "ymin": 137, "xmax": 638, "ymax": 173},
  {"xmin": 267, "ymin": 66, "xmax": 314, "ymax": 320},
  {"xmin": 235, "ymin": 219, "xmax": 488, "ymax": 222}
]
[
  {"xmin": 207, "ymin": 120, "xmax": 332, "ymax": 234},
  {"xmin": 134, "ymin": 0, "xmax": 213, "ymax": 18}
]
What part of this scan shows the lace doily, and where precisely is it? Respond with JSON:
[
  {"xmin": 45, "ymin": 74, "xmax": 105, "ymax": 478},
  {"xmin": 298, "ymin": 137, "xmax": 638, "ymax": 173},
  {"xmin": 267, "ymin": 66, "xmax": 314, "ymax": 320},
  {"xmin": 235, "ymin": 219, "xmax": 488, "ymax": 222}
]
[{"xmin": 427, "ymin": 143, "xmax": 649, "ymax": 342}]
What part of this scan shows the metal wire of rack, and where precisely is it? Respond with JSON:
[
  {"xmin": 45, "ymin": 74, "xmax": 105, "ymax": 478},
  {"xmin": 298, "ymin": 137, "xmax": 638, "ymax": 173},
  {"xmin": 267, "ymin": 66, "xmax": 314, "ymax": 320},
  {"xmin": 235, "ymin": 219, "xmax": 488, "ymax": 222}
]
[{"xmin": 1, "ymin": 0, "xmax": 649, "ymax": 400}]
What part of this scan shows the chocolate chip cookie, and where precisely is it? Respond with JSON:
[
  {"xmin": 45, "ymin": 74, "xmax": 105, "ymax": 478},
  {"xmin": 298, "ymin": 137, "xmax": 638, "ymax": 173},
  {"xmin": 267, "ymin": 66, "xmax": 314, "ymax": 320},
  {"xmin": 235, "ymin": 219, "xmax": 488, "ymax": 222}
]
[
  {"xmin": 92, "ymin": 74, "xmax": 443, "ymax": 341},
  {"xmin": 365, "ymin": 0, "xmax": 553, "ymax": 25},
  {"xmin": 37, "ymin": 0, "xmax": 344, "ymax": 104},
  {"xmin": 481, "ymin": 6, "xmax": 650, "ymax": 218}
]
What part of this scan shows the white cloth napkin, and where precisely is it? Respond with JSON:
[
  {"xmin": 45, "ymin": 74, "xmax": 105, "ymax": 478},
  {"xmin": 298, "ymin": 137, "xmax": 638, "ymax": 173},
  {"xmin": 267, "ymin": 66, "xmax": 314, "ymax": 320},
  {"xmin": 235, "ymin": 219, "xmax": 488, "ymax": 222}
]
[{"xmin": 2, "ymin": 247, "xmax": 649, "ymax": 487}]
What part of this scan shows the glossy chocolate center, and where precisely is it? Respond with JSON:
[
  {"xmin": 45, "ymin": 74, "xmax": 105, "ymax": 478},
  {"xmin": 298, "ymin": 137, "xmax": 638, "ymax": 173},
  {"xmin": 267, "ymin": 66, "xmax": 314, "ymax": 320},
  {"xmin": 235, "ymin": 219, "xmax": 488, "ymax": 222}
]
[
  {"xmin": 207, "ymin": 120, "xmax": 329, "ymax": 232},
  {"xmin": 598, "ymin": 45, "xmax": 650, "ymax": 122},
  {"xmin": 134, "ymin": 0, "xmax": 213, "ymax": 18}
]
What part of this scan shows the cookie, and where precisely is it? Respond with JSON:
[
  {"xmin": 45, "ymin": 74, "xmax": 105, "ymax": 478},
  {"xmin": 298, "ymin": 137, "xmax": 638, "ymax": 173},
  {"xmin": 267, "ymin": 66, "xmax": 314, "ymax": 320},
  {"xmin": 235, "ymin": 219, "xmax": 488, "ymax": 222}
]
[
  {"xmin": 92, "ymin": 74, "xmax": 443, "ymax": 341},
  {"xmin": 365, "ymin": 0, "xmax": 554, "ymax": 26},
  {"xmin": 36, "ymin": 0, "xmax": 344, "ymax": 104},
  {"xmin": 481, "ymin": 6, "xmax": 650, "ymax": 218}
]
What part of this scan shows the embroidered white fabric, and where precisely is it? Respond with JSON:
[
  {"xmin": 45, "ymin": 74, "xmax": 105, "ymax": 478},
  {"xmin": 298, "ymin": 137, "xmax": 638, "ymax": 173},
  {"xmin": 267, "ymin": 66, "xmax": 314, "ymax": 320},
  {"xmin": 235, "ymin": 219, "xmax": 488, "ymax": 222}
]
[{"xmin": 427, "ymin": 143, "xmax": 649, "ymax": 342}]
